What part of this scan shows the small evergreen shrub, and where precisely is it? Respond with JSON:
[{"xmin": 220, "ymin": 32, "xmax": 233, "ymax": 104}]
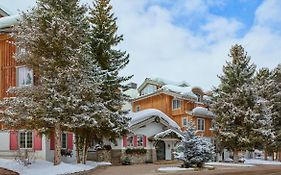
[{"xmin": 125, "ymin": 148, "xmax": 147, "ymax": 155}]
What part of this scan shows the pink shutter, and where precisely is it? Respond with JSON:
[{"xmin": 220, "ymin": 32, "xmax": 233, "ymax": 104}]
[
  {"xmin": 122, "ymin": 136, "xmax": 127, "ymax": 147},
  {"xmin": 33, "ymin": 130, "xmax": 42, "ymax": 150},
  {"xmin": 50, "ymin": 131, "xmax": 55, "ymax": 150},
  {"xmin": 143, "ymin": 135, "xmax": 147, "ymax": 147},
  {"xmin": 10, "ymin": 131, "xmax": 18, "ymax": 150},
  {"xmin": 133, "ymin": 135, "xmax": 138, "ymax": 147},
  {"xmin": 67, "ymin": 133, "xmax": 73, "ymax": 150}
]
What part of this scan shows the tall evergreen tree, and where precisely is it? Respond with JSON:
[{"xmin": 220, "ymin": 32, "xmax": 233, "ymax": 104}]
[
  {"xmin": 212, "ymin": 44, "xmax": 259, "ymax": 162},
  {"xmin": 88, "ymin": 0, "xmax": 131, "ymax": 139},
  {"xmin": 0, "ymin": 0, "xmax": 106, "ymax": 165},
  {"xmin": 268, "ymin": 64, "xmax": 281, "ymax": 159}
]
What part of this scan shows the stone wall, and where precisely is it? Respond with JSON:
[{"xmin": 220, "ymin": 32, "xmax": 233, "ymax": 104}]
[{"xmin": 120, "ymin": 149, "xmax": 154, "ymax": 164}]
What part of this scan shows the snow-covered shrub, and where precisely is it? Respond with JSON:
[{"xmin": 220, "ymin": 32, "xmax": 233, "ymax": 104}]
[{"xmin": 174, "ymin": 122, "xmax": 214, "ymax": 168}]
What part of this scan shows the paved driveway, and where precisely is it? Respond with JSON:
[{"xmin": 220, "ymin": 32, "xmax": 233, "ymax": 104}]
[{"xmin": 77, "ymin": 164, "xmax": 281, "ymax": 175}]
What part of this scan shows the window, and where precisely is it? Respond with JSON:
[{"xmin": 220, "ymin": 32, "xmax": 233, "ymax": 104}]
[
  {"xmin": 19, "ymin": 131, "xmax": 33, "ymax": 149},
  {"xmin": 61, "ymin": 133, "xmax": 67, "ymax": 149},
  {"xmin": 172, "ymin": 99, "xmax": 181, "ymax": 110},
  {"xmin": 140, "ymin": 84, "xmax": 156, "ymax": 95},
  {"xmin": 137, "ymin": 136, "xmax": 143, "ymax": 147},
  {"xmin": 197, "ymin": 118, "xmax": 205, "ymax": 131},
  {"xmin": 16, "ymin": 66, "xmax": 33, "ymax": 87},
  {"xmin": 182, "ymin": 117, "xmax": 187, "ymax": 126},
  {"xmin": 127, "ymin": 136, "xmax": 134, "ymax": 147},
  {"xmin": 136, "ymin": 105, "xmax": 140, "ymax": 112}
]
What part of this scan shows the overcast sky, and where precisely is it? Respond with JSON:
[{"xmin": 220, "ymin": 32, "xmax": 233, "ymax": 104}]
[{"xmin": 1, "ymin": 0, "xmax": 281, "ymax": 90}]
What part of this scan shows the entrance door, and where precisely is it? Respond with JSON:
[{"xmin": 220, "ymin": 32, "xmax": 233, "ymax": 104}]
[{"xmin": 156, "ymin": 141, "xmax": 165, "ymax": 160}]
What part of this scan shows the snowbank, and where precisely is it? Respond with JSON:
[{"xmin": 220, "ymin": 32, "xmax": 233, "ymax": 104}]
[
  {"xmin": 128, "ymin": 109, "xmax": 181, "ymax": 130},
  {"xmin": 0, "ymin": 158, "xmax": 111, "ymax": 175},
  {"xmin": 245, "ymin": 159, "xmax": 281, "ymax": 165},
  {"xmin": 205, "ymin": 162, "xmax": 254, "ymax": 167},
  {"xmin": 158, "ymin": 167, "xmax": 194, "ymax": 172}
]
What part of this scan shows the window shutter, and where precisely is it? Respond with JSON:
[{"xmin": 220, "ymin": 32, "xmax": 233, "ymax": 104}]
[
  {"xmin": 34, "ymin": 130, "xmax": 42, "ymax": 150},
  {"xmin": 67, "ymin": 133, "xmax": 73, "ymax": 150},
  {"xmin": 122, "ymin": 136, "xmax": 127, "ymax": 147},
  {"xmin": 143, "ymin": 135, "xmax": 147, "ymax": 147},
  {"xmin": 10, "ymin": 130, "xmax": 18, "ymax": 150},
  {"xmin": 133, "ymin": 135, "xmax": 138, "ymax": 147},
  {"xmin": 50, "ymin": 131, "xmax": 55, "ymax": 150}
]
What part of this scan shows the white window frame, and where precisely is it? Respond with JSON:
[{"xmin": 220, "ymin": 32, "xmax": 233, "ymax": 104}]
[
  {"xmin": 16, "ymin": 65, "xmax": 33, "ymax": 87},
  {"xmin": 127, "ymin": 136, "xmax": 134, "ymax": 147},
  {"xmin": 182, "ymin": 117, "xmax": 187, "ymax": 126},
  {"xmin": 61, "ymin": 133, "xmax": 67, "ymax": 149},
  {"xmin": 172, "ymin": 99, "xmax": 181, "ymax": 110},
  {"xmin": 197, "ymin": 118, "xmax": 205, "ymax": 131},
  {"xmin": 19, "ymin": 131, "xmax": 33, "ymax": 149}
]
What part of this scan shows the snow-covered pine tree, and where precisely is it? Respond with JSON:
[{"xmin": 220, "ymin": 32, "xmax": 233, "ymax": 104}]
[
  {"xmin": 174, "ymin": 122, "xmax": 214, "ymax": 168},
  {"xmin": 0, "ymin": 0, "xmax": 103, "ymax": 165},
  {"xmin": 252, "ymin": 68, "xmax": 275, "ymax": 159},
  {"xmin": 211, "ymin": 44, "xmax": 258, "ymax": 163},
  {"xmin": 268, "ymin": 64, "xmax": 281, "ymax": 160},
  {"xmin": 88, "ymin": 0, "xmax": 131, "ymax": 139}
]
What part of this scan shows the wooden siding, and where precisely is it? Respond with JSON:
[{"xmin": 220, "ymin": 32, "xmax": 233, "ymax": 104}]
[
  {"xmin": 0, "ymin": 34, "xmax": 16, "ymax": 99},
  {"xmin": 132, "ymin": 93, "xmax": 213, "ymax": 137}
]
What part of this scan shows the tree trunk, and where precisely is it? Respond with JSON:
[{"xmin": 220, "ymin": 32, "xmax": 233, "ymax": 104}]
[
  {"xmin": 264, "ymin": 151, "xmax": 268, "ymax": 160},
  {"xmin": 54, "ymin": 123, "xmax": 62, "ymax": 165},
  {"xmin": 279, "ymin": 151, "xmax": 281, "ymax": 161},
  {"xmin": 82, "ymin": 138, "xmax": 88, "ymax": 164},
  {"xmin": 233, "ymin": 149, "xmax": 239, "ymax": 163},
  {"xmin": 75, "ymin": 134, "xmax": 81, "ymax": 164}
]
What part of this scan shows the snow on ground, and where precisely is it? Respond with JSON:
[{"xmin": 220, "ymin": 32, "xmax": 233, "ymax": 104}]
[
  {"xmin": 206, "ymin": 159, "xmax": 281, "ymax": 167},
  {"xmin": 0, "ymin": 158, "xmax": 111, "ymax": 175},
  {"xmin": 245, "ymin": 159, "xmax": 281, "ymax": 165},
  {"xmin": 206, "ymin": 162, "xmax": 254, "ymax": 167},
  {"xmin": 158, "ymin": 167, "xmax": 194, "ymax": 172}
]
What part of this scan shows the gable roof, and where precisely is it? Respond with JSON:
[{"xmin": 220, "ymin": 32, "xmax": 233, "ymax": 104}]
[{"xmin": 128, "ymin": 109, "xmax": 181, "ymax": 130}]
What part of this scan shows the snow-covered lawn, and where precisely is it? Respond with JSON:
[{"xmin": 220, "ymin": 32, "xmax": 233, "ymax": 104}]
[
  {"xmin": 206, "ymin": 162, "xmax": 254, "ymax": 167},
  {"xmin": 245, "ymin": 159, "xmax": 281, "ymax": 165},
  {"xmin": 158, "ymin": 167, "xmax": 194, "ymax": 173},
  {"xmin": 206, "ymin": 159, "xmax": 281, "ymax": 167},
  {"xmin": 0, "ymin": 158, "xmax": 111, "ymax": 175}
]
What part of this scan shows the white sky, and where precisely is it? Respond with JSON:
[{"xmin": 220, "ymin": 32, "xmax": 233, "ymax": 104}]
[{"xmin": 1, "ymin": 0, "xmax": 281, "ymax": 90}]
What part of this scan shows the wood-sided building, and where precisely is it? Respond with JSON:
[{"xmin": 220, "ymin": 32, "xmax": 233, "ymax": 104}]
[{"xmin": 132, "ymin": 78, "xmax": 214, "ymax": 139}]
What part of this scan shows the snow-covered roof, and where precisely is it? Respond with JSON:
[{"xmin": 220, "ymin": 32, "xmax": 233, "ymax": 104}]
[
  {"xmin": 190, "ymin": 107, "xmax": 214, "ymax": 118},
  {"xmin": 160, "ymin": 85, "xmax": 197, "ymax": 99},
  {"xmin": 154, "ymin": 129, "xmax": 183, "ymax": 140},
  {"xmin": 0, "ymin": 15, "xmax": 20, "ymax": 29},
  {"xmin": 150, "ymin": 77, "xmax": 189, "ymax": 87},
  {"xmin": 128, "ymin": 109, "xmax": 180, "ymax": 130}
]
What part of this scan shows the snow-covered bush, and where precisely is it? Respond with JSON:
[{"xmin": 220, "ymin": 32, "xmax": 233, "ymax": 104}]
[{"xmin": 174, "ymin": 122, "xmax": 214, "ymax": 168}]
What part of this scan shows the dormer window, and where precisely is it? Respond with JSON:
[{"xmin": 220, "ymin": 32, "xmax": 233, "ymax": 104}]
[
  {"xmin": 16, "ymin": 66, "xmax": 33, "ymax": 87},
  {"xmin": 140, "ymin": 84, "xmax": 156, "ymax": 96}
]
